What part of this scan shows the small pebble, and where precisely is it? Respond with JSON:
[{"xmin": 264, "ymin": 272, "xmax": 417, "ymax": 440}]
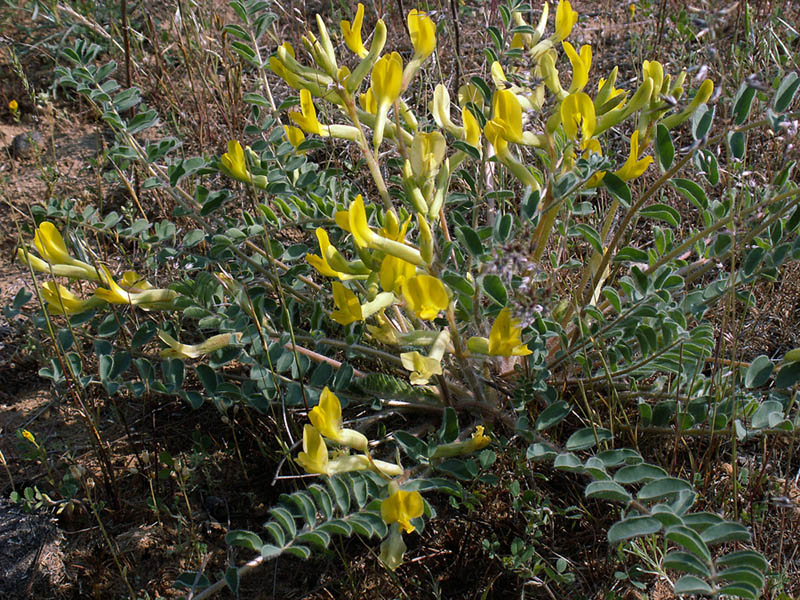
[{"xmin": 9, "ymin": 130, "xmax": 44, "ymax": 159}]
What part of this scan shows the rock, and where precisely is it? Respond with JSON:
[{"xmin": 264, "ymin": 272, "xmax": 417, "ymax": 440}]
[
  {"xmin": 0, "ymin": 498, "xmax": 67, "ymax": 597},
  {"xmin": 9, "ymin": 130, "xmax": 44, "ymax": 159}
]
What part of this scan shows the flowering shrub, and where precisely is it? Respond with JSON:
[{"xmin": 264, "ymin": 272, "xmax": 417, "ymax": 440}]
[{"xmin": 12, "ymin": 0, "xmax": 800, "ymax": 596}]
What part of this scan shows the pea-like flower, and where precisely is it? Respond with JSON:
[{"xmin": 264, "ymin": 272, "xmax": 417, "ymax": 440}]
[
  {"xmin": 563, "ymin": 42, "xmax": 592, "ymax": 93},
  {"xmin": 614, "ymin": 130, "xmax": 653, "ymax": 181},
  {"xmin": 330, "ymin": 281, "xmax": 395, "ymax": 326},
  {"xmin": 220, "ymin": 140, "xmax": 252, "ymax": 183},
  {"xmin": 381, "ymin": 489, "xmax": 424, "ymax": 534},
  {"xmin": 309, "ymin": 386, "xmax": 369, "ymax": 452},
  {"xmin": 488, "ymin": 308, "xmax": 532, "ymax": 356},
  {"xmin": 555, "ymin": 0, "xmax": 578, "ymax": 41},
  {"xmin": 306, "ymin": 228, "xmax": 369, "ymax": 280},
  {"xmin": 283, "ymin": 125, "xmax": 306, "ymax": 153},
  {"xmin": 468, "ymin": 307, "xmax": 532, "ymax": 356},
  {"xmin": 295, "ymin": 425, "xmax": 372, "ymax": 475},
  {"xmin": 94, "ymin": 265, "xmax": 177, "ymax": 309},
  {"xmin": 380, "ymin": 255, "xmax": 416, "ymax": 293},
  {"xmin": 40, "ymin": 282, "xmax": 104, "ymax": 316},
  {"xmin": 407, "ymin": 9, "xmax": 436, "ymax": 60},
  {"xmin": 371, "ymin": 52, "xmax": 403, "ymax": 149},
  {"xmin": 400, "ymin": 329, "xmax": 450, "ymax": 385},
  {"xmin": 409, "ymin": 131, "xmax": 446, "ymax": 180},
  {"xmin": 431, "ymin": 425, "xmax": 491, "ymax": 458},
  {"xmin": 158, "ymin": 331, "xmax": 241, "ymax": 360},
  {"xmin": 560, "ymin": 91, "xmax": 596, "ymax": 144},
  {"xmin": 341, "ymin": 3, "xmax": 368, "ymax": 58},
  {"xmin": 24, "ymin": 221, "xmax": 100, "ymax": 281},
  {"xmin": 402, "ymin": 274, "xmax": 449, "ymax": 320},
  {"xmin": 338, "ymin": 195, "xmax": 425, "ymax": 266}
]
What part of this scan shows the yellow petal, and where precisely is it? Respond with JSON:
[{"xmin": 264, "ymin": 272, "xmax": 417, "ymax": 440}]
[
  {"xmin": 289, "ymin": 89, "xmax": 322, "ymax": 135},
  {"xmin": 402, "ymin": 274, "xmax": 449, "ymax": 320},
  {"xmin": 407, "ymin": 9, "xmax": 436, "ymax": 60},
  {"xmin": 371, "ymin": 52, "xmax": 403, "ymax": 106},
  {"xmin": 488, "ymin": 308, "xmax": 532, "ymax": 356},
  {"xmin": 296, "ymin": 425, "xmax": 329, "ymax": 475},
  {"xmin": 555, "ymin": 0, "xmax": 578, "ymax": 41},
  {"xmin": 309, "ymin": 386, "xmax": 342, "ymax": 440},
  {"xmin": 341, "ymin": 3, "xmax": 368, "ymax": 58},
  {"xmin": 381, "ymin": 489, "xmax": 424, "ymax": 533},
  {"xmin": 347, "ymin": 195, "xmax": 376, "ymax": 249},
  {"xmin": 330, "ymin": 281, "xmax": 363, "ymax": 325},
  {"xmin": 560, "ymin": 92, "xmax": 596, "ymax": 141}
]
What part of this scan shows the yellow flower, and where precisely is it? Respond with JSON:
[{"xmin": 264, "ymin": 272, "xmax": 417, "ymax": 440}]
[
  {"xmin": 344, "ymin": 194, "xmax": 377, "ymax": 249},
  {"xmin": 431, "ymin": 425, "xmax": 491, "ymax": 458},
  {"xmin": 380, "ymin": 255, "xmax": 416, "ymax": 293},
  {"xmin": 614, "ymin": 130, "xmax": 653, "ymax": 181},
  {"xmin": 492, "ymin": 89, "xmax": 524, "ymax": 144},
  {"xmin": 409, "ymin": 131, "xmax": 446, "ymax": 180},
  {"xmin": 341, "ymin": 3, "xmax": 368, "ymax": 58},
  {"xmin": 306, "ymin": 228, "xmax": 368, "ymax": 280},
  {"xmin": 289, "ymin": 89, "xmax": 324, "ymax": 135},
  {"xmin": 8, "ymin": 99, "xmax": 18, "ymax": 112},
  {"xmin": 94, "ymin": 266, "xmax": 177, "ymax": 309},
  {"xmin": 31, "ymin": 221, "xmax": 98, "ymax": 278},
  {"xmin": 643, "ymin": 60, "xmax": 665, "ymax": 102},
  {"xmin": 629, "ymin": 3, "xmax": 636, "ymax": 18},
  {"xmin": 219, "ymin": 140, "xmax": 252, "ymax": 183},
  {"xmin": 158, "ymin": 331, "xmax": 241, "ymax": 359},
  {"xmin": 560, "ymin": 92, "xmax": 596, "ymax": 143},
  {"xmin": 488, "ymin": 308, "xmax": 532, "ymax": 356},
  {"xmin": 40, "ymin": 282, "xmax": 104, "ymax": 316},
  {"xmin": 555, "ymin": 0, "xmax": 578, "ymax": 41},
  {"xmin": 330, "ymin": 281, "xmax": 363, "ymax": 326},
  {"xmin": 21, "ymin": 429, "xmax": 37, "ymax": 446},
  {"xmin": 381, "ymin": 489, "xmax": 424, "ymax": 534},
  {"xmin": 401, "ymin": 351, "xmax": 442, "ymax": 385},
  {"xmin": 402, "ymin": 274, "xmax": 449, "ymax": 320},
  {"xmin": 407, "ymin": 9, "xmax": 436, "ymax": 60},
  {"xmin": 371, "ymin": 51, "xmax": 403, "ymax": 148},
  {"xmin": 308, "ymin": 386, "xmax": 369, "ymax": 451},
  {"xmin": 295, "ymin": 425, "xmax": 371, "ymax": 476},
  {"xmin": 562, "ymin": 42, "xmax": 592, "ymax": 93},
  {"xmin": 359, "ymin": 88, "xmax": 378, "ymax": 114},
  {"xmin": 463, "ymin": 108, "xmax": 481, "ymax": 149},
  {"xmin": 17, "ymin": 248, "xmax": 95, "ymax": 280},
  {"xmin": 283, "ymin": 125, "xmax": 306, "ymax": 153}
]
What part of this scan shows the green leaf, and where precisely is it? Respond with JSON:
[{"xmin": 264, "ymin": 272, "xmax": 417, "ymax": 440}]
[
  {"xmin": 665, "ymin": 525, "xmax": 711, "ymax": 562},
  {"xmin": 607, "ymin": 516, "xmax": 662, "ymax": 544},
  {"xmin": 309, "ymin": 485, "xmax": 333, "ymax": 520},
  {"xmin": 438, "ymin": 407, "xmax": 459, "ymax": 444},
  {"xmin": 728, "ymin": 131, "xmax": 746, "ymax": 159},
  {"xmin": 717, "ymin": 566, "xmax": 765, "ymax": 590},
  {"xmin": 714, "ymin": 583, "xmax": 759, "ymax": 600},
  {"xmin": 482, "ymin": 275, "xmax": 508, "ymax": 306},
  {"xmin": 637, "ymin": 477, "xmax": 693, "ymax": 501},
  {"xmin": 457, "ymin": 226, "xmax": 484, "ymax": 256},
  {"xmin": 566, "ymin": 427, "xmax": 612, "ymax": 451},
  {"xmin": 225, "ymin": 530, "xmax": 262, "ymax": 551},
  {"xmin": 776, "ymin": 361, "xmax": 800, "ymax": 388},
  {"xmin": 318, "ymin": 519, "xmax": 352, "ymax": 536},
  {"xmin": 691, "ymin": 104, "xmax": 714, "ymax": 140},
  {"xmin": 655, "ymin": 124, "xmax": 674, "ymax": 170},
  {"xmin": 296, "ymin": 530, "xmax": 330, "ymax": 549},
  {"xmin": 263, "ymin": 522, "xmax": 285, "ymax": 547},
  {"xmin": 745, "ymin": 355, "xmax": 773, "ymax": 388},
  {"xmin": 733, "ymin": 81, "xmax": 757, "ymax": 124},
  {"xmin": 673, "ymin": 575, "xmax": 713, "ymax": 595},
  {"xmin": 575, "ymin": 224, "xmax": 602, "ymax": 253},
  {"xmin": 602, "ymin": 173, "xmax": 631, "ymax": 207},
  {"xmin": 716, "ymin": 550, "xmax": 768, "ymax": 572},
  {"xmin": 671, "ymin": 178, "xmax": 708, "ymax": 210},
  {"xmin": 663, "ymin": 551, "xmax": 711, "ymax": 577},
  {"xmin": 553, "ymin": 452, "xmax": 585, "ymax": 473},
  {"xmin": 700, "ymin": 522, "xmax": 750, "ymax": 545},
  {"xmin": 585, "ymin": 480, "xmax": 631, "ymax": 503},
  {"xmin": 774, "ymin": 72, "xmax": 800, "ymax": 112},
  {"xmin": 224, "ymin": 566, "xmax": 240, "ymax": 594},
  {"xmin": 751, "ymin": 400, "xmax": 784, "ymax": 429},
  {"xmin": 269, "ymin": 506, "xmax": 296, "ymax": 538},
  {"xmin": 639, "ymin": 203, "xmax": 681, "ymax": 226},
  {"xmin": 535, "ymin": 401, "xmax": 571, "ymax": 431},
  {"xmin": 285, "ymin": 544, "xmax": 311, "ymax": 560},
  {"xmin": 452, "ymin": 140, "xmax": 481, "ymax": 160}
]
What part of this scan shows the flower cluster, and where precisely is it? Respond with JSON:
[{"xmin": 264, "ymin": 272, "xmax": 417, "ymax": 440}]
[{"xmin": 18, "ymin": 222, "xmax": 178, "ymax": 316}]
